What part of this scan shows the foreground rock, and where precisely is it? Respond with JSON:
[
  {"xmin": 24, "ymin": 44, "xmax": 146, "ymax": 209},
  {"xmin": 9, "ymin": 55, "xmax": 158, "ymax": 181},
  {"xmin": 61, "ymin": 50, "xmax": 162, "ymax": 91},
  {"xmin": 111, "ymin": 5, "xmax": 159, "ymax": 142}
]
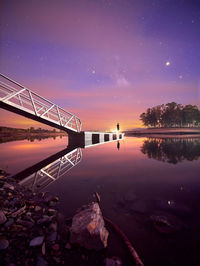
[
  {"xmin": 0, "ymin": 176, "xmax": 110, "ymax": 265},
  {"xmin": 70, "ymin": 202, "xmax": 109, "ymax": 250}
]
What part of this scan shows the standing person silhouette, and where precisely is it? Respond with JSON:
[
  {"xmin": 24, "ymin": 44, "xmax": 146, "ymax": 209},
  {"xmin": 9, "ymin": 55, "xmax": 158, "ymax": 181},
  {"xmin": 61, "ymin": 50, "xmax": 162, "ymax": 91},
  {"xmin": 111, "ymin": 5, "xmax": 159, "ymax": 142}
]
[{"xmin": 117, "ymin": 123, "xmax": 120, "ymax": 131}]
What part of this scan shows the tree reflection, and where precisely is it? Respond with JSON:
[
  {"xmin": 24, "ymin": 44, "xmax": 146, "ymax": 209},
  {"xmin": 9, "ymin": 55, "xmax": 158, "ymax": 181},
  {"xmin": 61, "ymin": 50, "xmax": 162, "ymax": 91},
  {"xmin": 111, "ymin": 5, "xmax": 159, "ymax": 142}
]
[{"xmin": 141, "ymin": 137, "xmax": 200, "ymax": 164}]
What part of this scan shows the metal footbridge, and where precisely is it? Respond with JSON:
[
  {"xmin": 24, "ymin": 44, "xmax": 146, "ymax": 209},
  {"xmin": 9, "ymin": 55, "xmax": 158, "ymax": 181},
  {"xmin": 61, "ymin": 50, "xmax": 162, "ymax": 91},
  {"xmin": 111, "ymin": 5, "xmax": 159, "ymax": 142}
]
[{"xmin": 0, "ymin": 73, "xmax": 81, "ymax": 134}]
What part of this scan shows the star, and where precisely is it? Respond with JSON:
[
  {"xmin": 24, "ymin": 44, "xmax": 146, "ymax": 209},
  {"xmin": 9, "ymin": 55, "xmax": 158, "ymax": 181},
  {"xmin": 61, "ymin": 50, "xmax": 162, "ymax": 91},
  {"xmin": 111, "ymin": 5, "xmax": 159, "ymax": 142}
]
[
  {"xmin": 165, "ymin": 61, "xmax": 171, "ymax": 67},
  {"xmin": 92, "ymin": 69, "xmax": 96, "ymax": 74},
  {"xmin": 178, "ymin": 75, "xmax": 183, "ymax": 79}
]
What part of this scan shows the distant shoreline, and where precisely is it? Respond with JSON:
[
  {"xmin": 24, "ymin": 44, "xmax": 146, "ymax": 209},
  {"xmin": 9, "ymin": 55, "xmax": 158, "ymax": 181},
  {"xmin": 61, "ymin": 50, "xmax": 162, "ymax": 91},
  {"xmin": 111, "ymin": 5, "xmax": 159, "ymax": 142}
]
[
  {"xmin": 125, "ymin": 127, "xmax": 200, "ymax": 136},
  {"xmin": 0, "ymin": 129, "xmax": 67, "ymax": 144}
]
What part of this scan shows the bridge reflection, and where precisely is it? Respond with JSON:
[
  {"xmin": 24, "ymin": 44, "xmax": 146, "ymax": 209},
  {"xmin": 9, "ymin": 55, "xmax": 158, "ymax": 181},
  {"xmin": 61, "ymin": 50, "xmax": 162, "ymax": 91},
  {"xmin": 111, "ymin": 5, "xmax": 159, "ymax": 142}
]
[
  {"xmin": 18, "ymin": 148, "xmax": 82, "ymax": 192},
  {"xmin": 12, "ymin": 134, "xmax": 123, "ymax": 192}
]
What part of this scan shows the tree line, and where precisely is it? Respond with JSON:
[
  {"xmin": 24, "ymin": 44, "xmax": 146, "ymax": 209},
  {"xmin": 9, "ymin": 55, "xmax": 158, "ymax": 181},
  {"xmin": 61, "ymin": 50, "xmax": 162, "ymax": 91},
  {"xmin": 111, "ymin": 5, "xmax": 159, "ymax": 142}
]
[{"xmin": 140, "ymin": 102, "xmax": 200, "ymax": 127}]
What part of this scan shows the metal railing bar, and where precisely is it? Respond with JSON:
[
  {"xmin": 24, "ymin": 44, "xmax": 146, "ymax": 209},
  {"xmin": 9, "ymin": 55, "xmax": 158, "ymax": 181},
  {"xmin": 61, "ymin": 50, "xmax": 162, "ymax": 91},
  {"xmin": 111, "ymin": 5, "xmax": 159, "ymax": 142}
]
[
  {"xmin": 0, "ymin": 81, "xmax": 19, "ymax": 93},
  {"xmin": 28, "ymin": 90, "xmax": 38, "ymax": 115},
  {"xmin": 0, "ymin": 73, "xmax": 24, "ymax": 88},
  {"xmin": 1, "ymin": 88, "xmax": 26, "ymax": 102},
  {"xmin": 40, "ymin": 104, "xmax": 55, "ymax": 117}
]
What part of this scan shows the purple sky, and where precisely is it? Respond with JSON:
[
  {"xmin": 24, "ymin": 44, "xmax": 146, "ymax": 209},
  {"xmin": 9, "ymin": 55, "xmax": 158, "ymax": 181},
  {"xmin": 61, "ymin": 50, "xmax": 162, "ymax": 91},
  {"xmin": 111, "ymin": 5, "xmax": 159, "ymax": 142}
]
[{"xmin": 0, "ymin": 0, "xmax": 200, "ymax": 130}]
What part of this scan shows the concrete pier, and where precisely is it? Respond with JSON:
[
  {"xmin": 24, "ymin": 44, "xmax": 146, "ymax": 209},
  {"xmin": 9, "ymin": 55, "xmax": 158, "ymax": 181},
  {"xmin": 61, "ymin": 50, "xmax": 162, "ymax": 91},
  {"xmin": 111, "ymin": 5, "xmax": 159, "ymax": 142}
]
[{"xmin": 68, "ymin": 131, "xmax": 124, "ymax": 148}]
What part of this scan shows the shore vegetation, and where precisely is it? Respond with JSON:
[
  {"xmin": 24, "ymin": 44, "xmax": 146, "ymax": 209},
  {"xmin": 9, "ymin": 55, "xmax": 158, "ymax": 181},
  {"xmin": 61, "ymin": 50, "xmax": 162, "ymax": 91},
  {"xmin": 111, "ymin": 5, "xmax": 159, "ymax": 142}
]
[{"xmin": 140, "ymin": 102, "xmax": 200, "ymax": 128}]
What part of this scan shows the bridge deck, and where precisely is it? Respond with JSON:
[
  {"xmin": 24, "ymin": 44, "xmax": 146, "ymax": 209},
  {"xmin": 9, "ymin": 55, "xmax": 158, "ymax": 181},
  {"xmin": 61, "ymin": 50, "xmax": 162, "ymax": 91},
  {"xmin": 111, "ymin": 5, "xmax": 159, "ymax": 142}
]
[{"xmin": 0, "ymin": 73, "xmax": 81, "ymax": 134}]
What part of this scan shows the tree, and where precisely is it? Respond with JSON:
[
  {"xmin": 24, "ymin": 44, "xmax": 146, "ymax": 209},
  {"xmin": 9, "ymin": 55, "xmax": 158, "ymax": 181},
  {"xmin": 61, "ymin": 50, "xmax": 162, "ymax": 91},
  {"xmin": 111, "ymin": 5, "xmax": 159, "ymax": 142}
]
[{"xmin": 140, "ymin": 102, "xmax": 200, "ymax": 128}]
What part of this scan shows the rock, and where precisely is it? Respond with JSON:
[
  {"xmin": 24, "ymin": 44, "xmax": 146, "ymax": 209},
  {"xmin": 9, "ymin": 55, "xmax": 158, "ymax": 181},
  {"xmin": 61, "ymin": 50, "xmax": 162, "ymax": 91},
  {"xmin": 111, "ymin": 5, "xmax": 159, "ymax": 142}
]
[
  {"xmin": 42, "ymin": 242, "xmax": 46, "ymax": 255},
  {"xmin": 49, "ymin": 201, "xmax": 56, "ymax": 207},
  {"xmin": 37, "ymin": 256, "xmax": 48, "ymax": 266},
  {"xmin": 3, "ymin": 182, "xmax": 14, "ymax": 190},
  {"xmin": 53, "ymin": 257, "xmax": 60, "ymax": 263},
  {"xmin": 17, "ymin": 219, "xmax": 34, "ymax": 227},
  {"xmin": 9, "ymin": 198, "xmax": 20, "ymax": 207},
  {"xmin": 150, "ymin": 213, "xmax": 183, "ymax": 234},
  {"xmin": 35, "ymin": 206, "xmax": 42, "ymax": 212},
  {"xmin": 37, "ymin": 215, "xmax": 51, "ymax": 224},
  {"xmin": 48, "ymin": 232, "xmax": 57, "ymax": 242},
  {"xmin": 0, "ymin": 238, "xmax": 9, "ymax": 250},
  {"xmin": 30, "ymin": 236, "xmax": 44, "ymax": 247},
  {"xmin": 0, "ymin": 210, "xmax": 7, "ymax": 224},
  {"xmin": 11, "ymin": 205, "xmax": 26, "ymax": 217},
  {"xmin": 43, "ymin": 193, "xmax": 54, "ymax": 203},
  {"xmin": 48, "ymin": 208, "xmax": 57, "ymax": 215},
  {"xmin": 70, "ymin": 202, "xmax": 109, "ymax": 250},
  {"xmin": 4, "ymin": 218, "xmax": 14, "ymax": 227},
  {"xmin": 65, "ymin": 243, "xmax": 71, "ymax": 249},
  {"xmin": 49, "ymin": 222, "xmax": 57, "ymax": 231},
  {"xmin": 105, "ymin": 257, "xmax": 122, "ymax": 266},
  {"xmin": 52, "ymin": 244, "xmax": 59, "ymax": 251}
]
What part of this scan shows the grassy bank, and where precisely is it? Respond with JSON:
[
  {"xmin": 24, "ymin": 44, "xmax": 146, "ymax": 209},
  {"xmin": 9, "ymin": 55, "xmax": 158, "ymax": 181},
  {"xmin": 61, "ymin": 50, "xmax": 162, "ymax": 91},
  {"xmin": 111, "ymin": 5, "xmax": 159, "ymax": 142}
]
[{"xmin": 125, "ymin": 127, "xmax": 200, "ymax": 136}]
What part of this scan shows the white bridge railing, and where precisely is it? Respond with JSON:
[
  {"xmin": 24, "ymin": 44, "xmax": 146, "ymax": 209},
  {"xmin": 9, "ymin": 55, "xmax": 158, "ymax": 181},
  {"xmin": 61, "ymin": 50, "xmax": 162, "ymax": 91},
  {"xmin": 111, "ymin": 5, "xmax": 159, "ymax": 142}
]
[{"xmin": 0, "ymin": 73, "xmax": 81, "ymax": 132}]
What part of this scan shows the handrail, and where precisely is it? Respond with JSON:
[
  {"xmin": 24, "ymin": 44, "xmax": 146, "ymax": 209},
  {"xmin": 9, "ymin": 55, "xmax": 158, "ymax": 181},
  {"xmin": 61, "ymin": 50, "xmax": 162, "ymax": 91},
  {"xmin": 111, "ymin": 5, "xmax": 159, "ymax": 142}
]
[{"xmin": 0, "ymin": 73, "xmax": 81, "ymax": 132}]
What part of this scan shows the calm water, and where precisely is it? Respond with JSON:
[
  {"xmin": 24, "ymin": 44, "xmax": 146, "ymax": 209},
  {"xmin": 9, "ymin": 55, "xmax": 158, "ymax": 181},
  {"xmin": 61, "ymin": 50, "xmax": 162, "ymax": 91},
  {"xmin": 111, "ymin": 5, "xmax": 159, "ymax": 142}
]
[{"xmin": 1, "ymin": 135, "xmax": 200, "ymax": 266}]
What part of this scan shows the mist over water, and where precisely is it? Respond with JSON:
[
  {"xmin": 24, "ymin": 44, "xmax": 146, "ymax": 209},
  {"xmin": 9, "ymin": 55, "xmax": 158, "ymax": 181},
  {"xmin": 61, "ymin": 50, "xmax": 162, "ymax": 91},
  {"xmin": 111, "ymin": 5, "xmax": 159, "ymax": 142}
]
[{"xmin": 1, "ymin": 135, "xmax": 200, "ymax": 265}]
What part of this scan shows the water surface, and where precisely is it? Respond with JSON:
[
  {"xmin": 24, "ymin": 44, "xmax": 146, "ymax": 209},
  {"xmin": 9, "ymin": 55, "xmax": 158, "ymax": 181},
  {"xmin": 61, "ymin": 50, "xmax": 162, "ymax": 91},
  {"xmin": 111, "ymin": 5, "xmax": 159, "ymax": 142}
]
[{"xmin": 1, "ymin": 135, "xmax": 200, "ymax": 266}]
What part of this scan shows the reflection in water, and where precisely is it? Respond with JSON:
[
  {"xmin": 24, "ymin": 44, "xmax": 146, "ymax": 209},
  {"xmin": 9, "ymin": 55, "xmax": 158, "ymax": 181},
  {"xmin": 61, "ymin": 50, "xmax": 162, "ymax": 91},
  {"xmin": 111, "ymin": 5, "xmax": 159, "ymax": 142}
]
[
  {"xmin": 0, "ymin": 134, "xmax": 64, "ymax": 144},
  {"xmin": 19, "ymin": 148, "xmax": 82, "ymax": 192},
  {"xmin": 117, "ymin": 141, "xmax": 120, "ymax": 150},
  {"xmin": 141, "ymin": 137, "xmax": 200, "ymax": 164},
  {"xmin": 14, "ymin": 135, "xmax": 123, "ymax": 192},
  {"xmin": 2, "ymin": 135, "xmax": 200, "ymax": 265}
]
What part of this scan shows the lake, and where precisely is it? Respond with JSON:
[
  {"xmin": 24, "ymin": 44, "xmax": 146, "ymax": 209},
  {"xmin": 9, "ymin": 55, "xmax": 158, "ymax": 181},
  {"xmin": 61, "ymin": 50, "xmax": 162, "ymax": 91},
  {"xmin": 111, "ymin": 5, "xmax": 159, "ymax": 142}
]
[{"xmin": 1, "ymin": 135, "xmax": 200, "ymax": 265}]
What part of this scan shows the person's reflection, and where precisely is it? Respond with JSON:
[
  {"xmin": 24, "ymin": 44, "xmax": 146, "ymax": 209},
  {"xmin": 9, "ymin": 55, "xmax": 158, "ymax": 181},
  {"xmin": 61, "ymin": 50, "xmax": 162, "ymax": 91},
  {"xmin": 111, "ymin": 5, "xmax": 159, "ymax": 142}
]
[{"xmin": 117, "ymin": 141, "xmax": 120, "ymax": 150}]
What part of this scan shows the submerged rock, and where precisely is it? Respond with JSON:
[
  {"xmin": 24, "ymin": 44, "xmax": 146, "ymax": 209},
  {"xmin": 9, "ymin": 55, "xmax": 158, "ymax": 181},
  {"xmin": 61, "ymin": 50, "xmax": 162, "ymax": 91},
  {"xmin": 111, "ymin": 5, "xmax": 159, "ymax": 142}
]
[
  {"xmin": 150, "ymin": 212, "xmax": 183, "ymax": 234},
  {"xmin": 70, "ymin": 202, "xmax": 109, "ymax": 250}
]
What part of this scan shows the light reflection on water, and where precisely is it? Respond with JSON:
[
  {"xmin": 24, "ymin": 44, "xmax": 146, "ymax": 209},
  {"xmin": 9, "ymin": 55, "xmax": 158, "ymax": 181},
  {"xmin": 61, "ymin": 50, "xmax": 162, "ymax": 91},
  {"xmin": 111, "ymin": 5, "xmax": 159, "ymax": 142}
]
[{"xmin": 1, "ymin": 135, "xmax": 200, "ymax": 265}]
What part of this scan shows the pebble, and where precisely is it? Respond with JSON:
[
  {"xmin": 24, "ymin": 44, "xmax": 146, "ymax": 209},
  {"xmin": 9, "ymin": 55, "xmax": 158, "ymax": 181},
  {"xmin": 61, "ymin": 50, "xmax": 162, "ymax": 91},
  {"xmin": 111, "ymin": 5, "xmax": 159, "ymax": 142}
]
[
  {"xmin": 48, "ymin": 231, "xmax": 57, "ymax": 242},
  {"xmin": 4, "ymin": 218, "xmax": 14, "ymax": 227},
  {"xmin": 0, "ymin": 238, "xmax": 9, "ymax": 250},
  {"xmin": 42, "ymin": 242, "xmax": 46, "ymax": 255},
  {"xmin": 35, "ymin": 206, "xmax": 42, "ymax": 212},
  {"xmin": 30, "ymin": 236, "xmax": 44, "ymax": 247},
  {"xmin": 48, "ymin": 208, "xmax": 56, "ymax": 215},
  {"xmin": 37, "ymin": 215, "xmax": 51, "ymax": 224},
  {"xmin": 17, "ymin": 219, "xmax": 34, "ymax": 227},
  {"xmin": 37, "ymin": 256, "xmax": 48, "ymax": 266},
  {"xmin": 0, "ymin": 210, "xmax": 7, "ymax": 224},
  {"xmin": 65, "ymin": 243, "xmax": 71, "ymax": 249},
  {"xmin": 49, "ymin": 222, "xmax": 57, "ymax": 231},
  {"xmin": 105, "ymin": 257, "xmax": 122, "ymax": 266},
  {"xmin": 52, "ymin": 244, "xmax": 60, "ymax": 251}
]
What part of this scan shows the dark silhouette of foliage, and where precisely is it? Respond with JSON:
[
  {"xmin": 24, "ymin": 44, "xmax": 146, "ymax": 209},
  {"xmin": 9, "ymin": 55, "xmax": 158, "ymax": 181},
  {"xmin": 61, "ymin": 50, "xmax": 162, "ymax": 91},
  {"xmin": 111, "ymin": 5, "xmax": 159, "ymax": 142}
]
[
  {"xmin": 141, "ymin": 137, "xmax": 200, "ymax": 164},
  {"xmin": 140, "ymin": 102, "xmax": 200, "ymax": 127}
]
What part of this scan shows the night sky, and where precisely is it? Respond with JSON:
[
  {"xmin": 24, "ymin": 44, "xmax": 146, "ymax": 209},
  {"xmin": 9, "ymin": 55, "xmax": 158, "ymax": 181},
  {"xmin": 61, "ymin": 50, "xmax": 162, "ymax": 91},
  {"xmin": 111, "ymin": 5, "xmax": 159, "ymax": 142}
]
[{"xmin": 0, "ymin": 0, "xmax": 200, "ymax": 131}]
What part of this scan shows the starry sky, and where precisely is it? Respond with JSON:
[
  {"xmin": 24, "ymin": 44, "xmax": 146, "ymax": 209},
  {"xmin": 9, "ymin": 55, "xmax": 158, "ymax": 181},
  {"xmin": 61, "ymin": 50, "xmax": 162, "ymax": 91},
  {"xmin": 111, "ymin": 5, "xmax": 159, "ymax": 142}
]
[{"xmin": 0, "ymin": 0, "xmax": 200, "ymax": 131}]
